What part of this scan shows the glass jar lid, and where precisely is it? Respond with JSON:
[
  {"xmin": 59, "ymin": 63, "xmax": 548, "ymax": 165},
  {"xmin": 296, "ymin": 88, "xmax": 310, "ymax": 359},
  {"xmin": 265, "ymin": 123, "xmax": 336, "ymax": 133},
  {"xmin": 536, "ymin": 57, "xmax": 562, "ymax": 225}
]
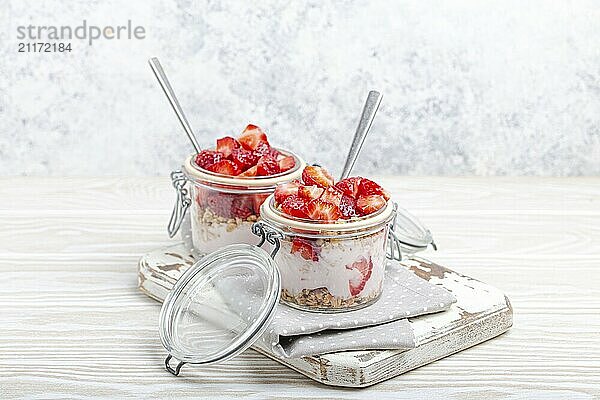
[
  {"xmin": 158, "ymin": 243, "xmax": 281, "ymax": 375},
  {"xmin": 392, "ymin": 207, "xmax": 436, "ymax": 254}
]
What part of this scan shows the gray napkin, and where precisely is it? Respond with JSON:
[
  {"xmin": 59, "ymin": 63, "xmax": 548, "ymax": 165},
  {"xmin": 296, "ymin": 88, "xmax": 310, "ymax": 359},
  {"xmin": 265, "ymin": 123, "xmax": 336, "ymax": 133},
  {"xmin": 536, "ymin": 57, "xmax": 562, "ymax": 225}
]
[
  {"xmin": 183, "ymin": 214, "xmax": 456, "ymax": 359},
  {"xmin": 254, "ymin": 261, "xmax": 456, "ymax": 358}
]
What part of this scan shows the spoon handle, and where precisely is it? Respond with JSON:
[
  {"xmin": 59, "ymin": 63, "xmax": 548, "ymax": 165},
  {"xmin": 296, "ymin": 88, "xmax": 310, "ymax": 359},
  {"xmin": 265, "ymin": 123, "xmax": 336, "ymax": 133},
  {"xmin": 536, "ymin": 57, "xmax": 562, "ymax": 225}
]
[
  {"xmin": 339, "ymin": 90, "xmax": 383, "ymax": 180},
  {"xmin": 148, "ymin": 57, "xmax": 201, "ymax": 154}
]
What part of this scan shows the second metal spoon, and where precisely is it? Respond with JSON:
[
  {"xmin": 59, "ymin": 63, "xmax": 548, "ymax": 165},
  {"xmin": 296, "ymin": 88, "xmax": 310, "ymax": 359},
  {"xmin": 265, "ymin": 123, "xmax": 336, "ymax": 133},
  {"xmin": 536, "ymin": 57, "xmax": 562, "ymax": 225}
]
[{"xmin": 339, "ymin": 90, "xmax": 383, "ymax": 180}]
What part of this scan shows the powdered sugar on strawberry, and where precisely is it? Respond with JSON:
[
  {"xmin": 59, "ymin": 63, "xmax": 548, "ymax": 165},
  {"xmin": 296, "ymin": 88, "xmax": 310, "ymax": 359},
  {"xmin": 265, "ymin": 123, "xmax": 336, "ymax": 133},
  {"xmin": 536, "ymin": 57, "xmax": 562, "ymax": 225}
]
[
  {"xmin": 274, "ymin": 165, "xmax": 390, "ymax": 221},
  {"xmin": 193, "ymin": 124, "xmax": 296, "ymax": 176}
]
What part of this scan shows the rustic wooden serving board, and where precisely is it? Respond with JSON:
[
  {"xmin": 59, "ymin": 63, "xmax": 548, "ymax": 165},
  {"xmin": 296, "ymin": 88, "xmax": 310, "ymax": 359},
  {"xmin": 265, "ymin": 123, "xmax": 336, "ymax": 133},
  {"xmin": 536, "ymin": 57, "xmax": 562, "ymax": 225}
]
[{"xmin": 138, "ymin": 243, "xmax": 512, "ymax": 387}]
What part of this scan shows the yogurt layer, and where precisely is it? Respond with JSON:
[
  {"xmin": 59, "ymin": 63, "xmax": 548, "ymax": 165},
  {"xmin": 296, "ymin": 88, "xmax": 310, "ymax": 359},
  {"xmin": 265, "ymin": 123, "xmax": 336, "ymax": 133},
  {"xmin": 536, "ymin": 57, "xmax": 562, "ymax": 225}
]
[
  {"xmin": 191, "ymin": 208, "xmax": 257, "ymax": 254},
  {"xmin": 276, "ymin": 230, "xmax": 387, "ymax": 299}
]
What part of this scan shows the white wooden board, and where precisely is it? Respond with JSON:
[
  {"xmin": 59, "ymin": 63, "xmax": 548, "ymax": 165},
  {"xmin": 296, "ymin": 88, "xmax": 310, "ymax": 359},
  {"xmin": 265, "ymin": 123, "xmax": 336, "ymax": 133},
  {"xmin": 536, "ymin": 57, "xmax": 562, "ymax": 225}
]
[{"xmin": 138, "ymin": 243, "xmax": 512, "ymax": 387}]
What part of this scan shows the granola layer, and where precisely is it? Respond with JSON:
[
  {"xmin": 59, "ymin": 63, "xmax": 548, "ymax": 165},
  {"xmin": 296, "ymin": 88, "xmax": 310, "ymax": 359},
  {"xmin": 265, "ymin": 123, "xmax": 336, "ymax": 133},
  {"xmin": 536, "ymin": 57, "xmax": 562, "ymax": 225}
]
[
  {"xmin": 281, "ymin": 286, "xmax": 381, "ymax": 311},
  {"xmin": 196, "ymin": 206, "xmax": 258, "ymax": 232}
]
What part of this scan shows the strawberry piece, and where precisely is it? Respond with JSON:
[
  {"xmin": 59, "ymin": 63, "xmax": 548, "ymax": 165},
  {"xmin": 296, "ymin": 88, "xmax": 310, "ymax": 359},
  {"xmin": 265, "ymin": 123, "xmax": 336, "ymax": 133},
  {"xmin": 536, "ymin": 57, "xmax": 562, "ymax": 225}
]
[
  {"xmin": 208, "ymin": 160, "xmax": 242, "ymax": 176},
  {"xmin": 239, "ymin": 124, "xmax": 269, "ymax": 150},
  {"xmin": 302, "ymin": 166, "xmax": 334, "ymax": 188},
  {"xmin": 346, "ymin": 256, "xmax": 373, "ymax": 296},
  {"xmin": 339, "ymin": 195, "xmax": 359, "ymax": 219},
  {"xmin": 256, "ymin": 155, "xmax": 281, "ymax": 176},
  {"xmin": 194, "ymin": 150, "xmax": 223, "ymax": 170},
  {"xmin": 358, "ymin": 178, "xmax": 391, "ymax": 200},
  {"xmin": 291, "ymin": 238, "xmax": 320, "ymax": 262},
  {"xmin": 252, "ymin": 193, "xmax": 270, "ymax": 215},
  {"xmin": 278, "ymin": 155, "xmax": 296, "ymax": 172},
  {"xmin": 216, "ymin": 136, "xmax": 241, "ymax": 158},
  {"xmin": 205, "ymin": 192, "xmax": 234, "ymax": 218},
  {"xmin": 356, "ymin": 194, "xmax": 386, "ymax": 215},
  {"xmin": 274, "ymin": 180, "xmax": 301, "ymax": 204},
  {"xmin": 335, "ymin": 177, "xmax": 362, "ymax": 198},
  {"xmin": 298, "ymin": 185, "xmax": 324, "ymax": 201},
  {"xmin": 231, "ymin": 206, "xmax": 253, "ymax": 219},
  {"xmin": 304, "ymin": 199, "xmax": 341, "ymax": 221},
  {"xmin": 231, "ymin": 148, "xmax": 260, "ymax": 171},
  {"xmin": 230, "ymin": 196, "xmax": 255, "ymax": 219},
  {"xmin": 319, "ymin": 187, "xmax": 343, "ymax": 207},
  {"xmin": 195, "ymin": 186, "xmax": 211, "ymax": 208},
  {"xmin": 281, "ymin": 195, "xmax": 309, "ymax": 218},
  {"xmin": 253, "ymin": 141, "xmax": 280, "ymax": 159},
  {"xmin": 238, "ymin": 165, "xmax": 258, "ymax": 177}
]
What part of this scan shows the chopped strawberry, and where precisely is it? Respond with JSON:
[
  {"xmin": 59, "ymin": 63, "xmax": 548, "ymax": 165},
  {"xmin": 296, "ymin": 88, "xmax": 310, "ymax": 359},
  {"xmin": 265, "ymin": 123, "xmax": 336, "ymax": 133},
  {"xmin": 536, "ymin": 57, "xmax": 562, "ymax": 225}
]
[
  {"xmin": 256, "ymin": 155, "xmax": 281, "ymax": 176},
  {"xmin": 319, "ymin": 187, "xmax": 343, "ymax": 207},
  {"xmin": 194, "ymin": 150, "xmax": 223, "ymax": 170},
  {"xmin": 216, "ymin": 136, "xmax": 241, "ymax": 158},
  {"xmin": 239, "ymin": 124, "xmax": 269, "ymax": 150},
  {"xmin": 302, "ymin": 166, "xmax": 334, "ymax": 188},
  {"xmin": 195, "ymin": 186, "xmax": 211, "ymax": 208},
  {"xmin": 339, "ymin": 195, "xmax": 359, "ymax": 219},
  {"xmin": 196, "ymin": 124, "xmax": 293, "ymax": 177},
  {"xmin": 346, "ymin": 256, "xmax": 373, "ymax": 296},
  {"xmin": 335, "ymin": 177, "xmax": 362, "ymax": 198},
  {"xmin": 231, "ymin": 148, "xmax": 260, "ymax": 171},
  {"xmin": 298, "ymin": 185, "xmax": 324, "ymax": 201},
  {"xmin": 238, "ymin": 165, "xmax": 258, "ymax": 177},
  {"xmin": 278, "ymin": 155, "xmax": 296, "ymax": 172},
  {"xmin": 252, "ymin": 193, "xmax": 270, "ymax": 215},
  {"xmin": 253, "ymin": 141, "xmax": 280, "ymax": 159},
  {"xmin": 274, "ymin": 180, "xmax": 301, "ymax": 204},
  {"xmin": 205, "ymin": 192, "xmax": 234, "ymax": 218},
  {"xmin": 231, "ymin": 196, "xmax": 255, "ymax": 219},
  {"xmin": 207, "ymin": 160, "xmax": 242, "ymax": 176},
  {"xmin": 291, "ymin": 237, "xmax": 320, "ymax": 261},
  {"xmin": 304, "ymin": 199, "xmax": 341, "ymax": 221},
  {"xmin": 356, "ymin": 194, "xmax": 386, "ymax": 215},
  {"xmin": 358, "ymin": 178, "xmax": 391, "ymax": 200},
  {"xmin": 281, "ymin": 195, "xmax": 309, "ymax": 218}
]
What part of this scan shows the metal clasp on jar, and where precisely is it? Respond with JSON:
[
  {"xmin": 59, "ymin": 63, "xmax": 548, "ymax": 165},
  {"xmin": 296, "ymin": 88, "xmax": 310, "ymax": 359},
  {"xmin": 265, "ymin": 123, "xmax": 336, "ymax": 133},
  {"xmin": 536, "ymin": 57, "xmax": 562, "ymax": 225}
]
[
  {"xmin": 167, "ymin": 170, "xmax": 191, "ymax": 238},
  {"xmin": 386, "ymin": 202, "xmax": 403, "ymax": 261},
  {"xmin": 251, "ymin": 221, "xmax": 284, "ymax": 259}
]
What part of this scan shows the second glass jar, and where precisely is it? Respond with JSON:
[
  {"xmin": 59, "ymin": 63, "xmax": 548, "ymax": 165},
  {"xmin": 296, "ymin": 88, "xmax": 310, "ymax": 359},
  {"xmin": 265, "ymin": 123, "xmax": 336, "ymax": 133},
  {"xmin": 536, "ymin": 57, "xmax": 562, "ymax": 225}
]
[
  {"xmin": 169, "ymin": 151, "xmax": 305, "ymax": 255},
  {"xmin": 259, "ymin": 195, "xmax": 398, "ymax": 312}
]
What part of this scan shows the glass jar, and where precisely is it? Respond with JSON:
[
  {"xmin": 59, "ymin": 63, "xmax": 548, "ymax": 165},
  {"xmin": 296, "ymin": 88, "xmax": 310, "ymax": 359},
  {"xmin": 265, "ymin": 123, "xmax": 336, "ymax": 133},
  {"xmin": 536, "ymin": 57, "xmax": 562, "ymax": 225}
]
[
  {"xmin": 168, "ymin": 150, "xmax": 305, "ymax": 255},
  {"xmin": 157, "ymin": 198, "xmax": 425, "ymax": 376},
  {"xmin": 258, "ymin": 195, "xmax": 399, "ymax": 312}
]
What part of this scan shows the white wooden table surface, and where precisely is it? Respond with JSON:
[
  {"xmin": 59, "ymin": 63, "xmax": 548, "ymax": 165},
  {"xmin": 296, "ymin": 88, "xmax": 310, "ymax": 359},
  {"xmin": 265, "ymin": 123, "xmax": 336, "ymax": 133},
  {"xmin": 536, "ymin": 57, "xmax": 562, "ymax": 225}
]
[{"xmin": 1, "ymin": 177, "xmax": 599, "ymax": 399}]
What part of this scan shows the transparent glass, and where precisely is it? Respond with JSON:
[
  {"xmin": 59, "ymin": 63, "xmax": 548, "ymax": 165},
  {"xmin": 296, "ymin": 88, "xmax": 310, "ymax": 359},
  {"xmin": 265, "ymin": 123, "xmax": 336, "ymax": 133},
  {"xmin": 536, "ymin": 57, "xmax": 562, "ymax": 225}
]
[
  {"xmin": 159, "ymin": 244, "xmax": 280, "ymax": 365},
  {"xmin": 392, "ymin": 206, "xmax": 436, "ymax": 254},
  {"xmin": 185, "ymin": 150, "xmax": 302, "ymax": 255},
  {"xmin": 190, "ymin": 183, "xmax": 271, "ymax": 254},
  {"xmin": 263, "ymin": 199, "xmax": 394, "ymax": 313}
]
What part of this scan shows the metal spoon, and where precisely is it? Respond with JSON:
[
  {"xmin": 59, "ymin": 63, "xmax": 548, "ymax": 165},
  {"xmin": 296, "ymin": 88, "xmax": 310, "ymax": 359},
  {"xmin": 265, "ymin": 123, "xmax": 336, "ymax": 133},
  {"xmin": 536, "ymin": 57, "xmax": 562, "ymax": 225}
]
[
  {"xmin": 148, "ymin": 57, "xmax": 201, "ymax": 153},
  {"xmin": 339, "ymin": 90, "xmax": 383, "ymax": 180}
]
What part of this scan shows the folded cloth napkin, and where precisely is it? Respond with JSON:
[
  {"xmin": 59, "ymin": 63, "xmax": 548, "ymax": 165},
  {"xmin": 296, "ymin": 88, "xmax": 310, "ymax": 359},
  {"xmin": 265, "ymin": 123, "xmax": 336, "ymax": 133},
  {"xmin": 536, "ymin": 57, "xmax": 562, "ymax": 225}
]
[
  {"xmin": 183, "ymin": 218, "xmax": 456, "ymax": 359},
  {"xmin": 252, "ymin": 261, "xmax": 456, "ymax": 358}
]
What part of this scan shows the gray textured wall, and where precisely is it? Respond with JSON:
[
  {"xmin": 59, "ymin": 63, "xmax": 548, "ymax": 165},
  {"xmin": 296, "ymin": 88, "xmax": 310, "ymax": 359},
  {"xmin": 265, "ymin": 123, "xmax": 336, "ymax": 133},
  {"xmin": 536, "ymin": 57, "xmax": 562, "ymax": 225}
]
[{"xmin": 1, "ymin": 0, "xmax": 599, "ymax": 177}]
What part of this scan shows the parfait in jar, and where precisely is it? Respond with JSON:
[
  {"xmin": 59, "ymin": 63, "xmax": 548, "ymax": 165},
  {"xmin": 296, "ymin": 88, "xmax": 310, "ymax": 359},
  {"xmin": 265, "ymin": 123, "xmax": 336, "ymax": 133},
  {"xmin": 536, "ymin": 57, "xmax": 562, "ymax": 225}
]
[
  {"xmin": 259, "ymin": 165, "xmax": 395, "ymax": 312},
  {"xmin": 172, "ymin": 124, "xmax": 305, "ymax": 254}
]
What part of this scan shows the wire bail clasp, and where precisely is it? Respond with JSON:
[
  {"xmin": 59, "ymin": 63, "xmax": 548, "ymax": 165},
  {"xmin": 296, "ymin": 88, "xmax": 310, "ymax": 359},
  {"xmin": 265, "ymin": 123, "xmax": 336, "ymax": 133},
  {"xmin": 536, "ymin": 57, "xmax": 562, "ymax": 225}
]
[
  {"xmin": 386, "ymin": 202, "xmax": 403, "ymax": 261},
  {"xmin": 167, "ymin": 170, "xmax": 191, "ymax": 238},
  {"xmin": 252, "ymin": 221, "xmax": 283, "ymax": 259}
]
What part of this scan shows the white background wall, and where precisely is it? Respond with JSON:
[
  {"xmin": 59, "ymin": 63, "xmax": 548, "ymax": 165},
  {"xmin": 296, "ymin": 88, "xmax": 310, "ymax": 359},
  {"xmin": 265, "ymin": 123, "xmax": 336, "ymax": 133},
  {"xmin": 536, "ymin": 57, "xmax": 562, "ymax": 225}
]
[{"xmin": 1, "ymin": 0, "xmax": 599, "ymax": 177}]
